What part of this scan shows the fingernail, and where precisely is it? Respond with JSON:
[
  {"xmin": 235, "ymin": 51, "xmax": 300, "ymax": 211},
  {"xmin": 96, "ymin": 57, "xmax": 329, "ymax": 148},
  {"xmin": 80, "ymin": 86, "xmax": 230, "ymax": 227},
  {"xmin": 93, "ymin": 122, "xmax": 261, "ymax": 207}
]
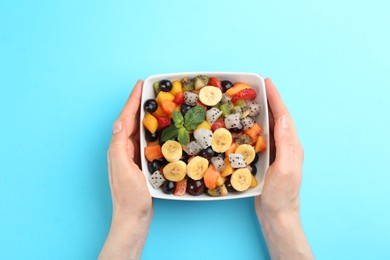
[
  {"xmin": 281, "ymin": 115, "xmax": 289, "ymax": 129},
  {"xmin": 112, "ymin": 121, "xmax": 122, "ymax": 134}
]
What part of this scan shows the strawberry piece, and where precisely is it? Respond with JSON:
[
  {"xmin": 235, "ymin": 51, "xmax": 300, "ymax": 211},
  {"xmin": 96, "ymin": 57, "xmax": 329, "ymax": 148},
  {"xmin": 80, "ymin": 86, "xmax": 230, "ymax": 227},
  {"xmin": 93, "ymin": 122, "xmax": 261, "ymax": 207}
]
[
  {"xmin": 208, "ymin": 77, "xmax": 223, "ymax": 91},
  {"xmin": 155, "ymin": 116, "xmax": 171, "ymax": 130},
  {"xmin": 231, "ymin": 88, "xmax": 257, "ymax": 103},
  {"xmin": 173, "ymin": 92, "xmax": 184, "ymax": 105},
  {"xmin": 211, "ymin": 118, "xmax": 225, "ymax": 131},
  {"xmin": 173, "ymin": 178, "xmax": 187, "ymax": 196}
]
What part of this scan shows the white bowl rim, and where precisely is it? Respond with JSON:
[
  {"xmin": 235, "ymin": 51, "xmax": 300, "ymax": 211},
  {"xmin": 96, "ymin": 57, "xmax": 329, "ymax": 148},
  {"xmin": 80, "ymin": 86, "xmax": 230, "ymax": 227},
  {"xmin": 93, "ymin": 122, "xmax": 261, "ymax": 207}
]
[{"xmin": 140, "ymin": 72, "xmax": 270, "ymax": 201}]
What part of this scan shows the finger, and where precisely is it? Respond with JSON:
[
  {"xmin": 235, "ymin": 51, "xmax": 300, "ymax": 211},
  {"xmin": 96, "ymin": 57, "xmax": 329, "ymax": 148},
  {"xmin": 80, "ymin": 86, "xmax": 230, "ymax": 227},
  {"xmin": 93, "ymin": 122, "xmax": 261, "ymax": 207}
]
[
  {"xmin": 108, "ymin": 120, "xmax": 130, "ymax": 171},
  {"xmin": 131, "ymin": 104, "xmax": 141, "ymax": 138},
  {"xmin": 125, "ymin": 113, "xmax": 141, "ymax": 160},
  {"xmin": 133, "ymin": 127, "xmax": 141, "ymax": 166},
  {"xmin": 266, "ymin": 85, "xmax": 275, "ymax": 165},
  {"xmin": 269, "ymin": 132, "xmax": 276, "ymax": 164},
  {"xmin": 132, "ymin": 124, "xmax": 140, "ymax": 147},
  {"xmin": 272, "ymin": 116, "xmax": 304, "ymax": 176},
  {"xmin": 265, "ymin": 78, "xmax": 290, "ymax": 120},
  {"xmin": 265, "ymin": 78, "xmax": 299, "ymax": 146},
  {"xmin": 107, "ymin": 152, "xmax": 113, "ymax": 189},
  {"xmin": 268, "ymin": 102, "xmax": 275, "ymax": 134},
  {"xmin": 265, "ymin": 78, "xmax": 303, "ymax": 166},
  {"xmin": 119, "ymin": 80, "xmax": 143, "ymax": 136},
  {"xmin": 132, "ymin": 138, "xmax": 141, "ymax": 168}
]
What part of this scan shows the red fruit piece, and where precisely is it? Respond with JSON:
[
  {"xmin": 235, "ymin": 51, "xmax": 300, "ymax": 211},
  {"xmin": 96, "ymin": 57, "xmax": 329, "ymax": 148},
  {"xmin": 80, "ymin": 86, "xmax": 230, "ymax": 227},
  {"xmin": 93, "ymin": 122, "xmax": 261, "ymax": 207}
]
[
  {"xmin": 208, "ymin": 77, "xmax": 223, "ymax": 91},
  {"xmin": 155, "ymin": 116, "xmax": 171, "ymax": 129},
  {"xmin": 173, "ymin": 178, "xmax": 187, "ymax": 196},
  {"xmin": 173, "ymin": 92, "xmax": 184, "ymax": 105},
  {"xmin": 231, "ymin": 88, "xmax": 257, "ymax": 103},
  {"xmin": 211, "ymin": 118, "xmax": 225, "ymax": 131}
]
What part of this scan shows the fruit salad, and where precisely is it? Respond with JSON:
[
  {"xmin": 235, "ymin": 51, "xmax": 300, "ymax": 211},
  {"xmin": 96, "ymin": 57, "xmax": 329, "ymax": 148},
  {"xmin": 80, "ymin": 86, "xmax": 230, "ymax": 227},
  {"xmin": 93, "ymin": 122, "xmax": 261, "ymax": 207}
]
[{"xmin": 142, "ymin": 75, "xmax": 266, "ymax": 197}]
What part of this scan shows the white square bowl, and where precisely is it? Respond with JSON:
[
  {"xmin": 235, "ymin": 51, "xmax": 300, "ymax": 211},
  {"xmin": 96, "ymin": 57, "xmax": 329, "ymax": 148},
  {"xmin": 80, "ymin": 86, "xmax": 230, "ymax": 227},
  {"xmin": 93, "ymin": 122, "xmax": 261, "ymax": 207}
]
[{"xmin": 140, "ymin": 72, "xmax": 269, "ymax": 201}]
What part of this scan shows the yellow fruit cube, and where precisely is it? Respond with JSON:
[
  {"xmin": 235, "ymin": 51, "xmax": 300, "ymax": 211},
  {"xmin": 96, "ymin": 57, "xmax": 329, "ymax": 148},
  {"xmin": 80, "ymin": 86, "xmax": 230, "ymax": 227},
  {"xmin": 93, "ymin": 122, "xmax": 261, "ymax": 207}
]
[
  {"xmin": 156, "ymin": 92, "xmax": 175, "ymax": 105},
  {"xmin": 170, "ymin": 80, "xmax": 183, "ymax": 96},
  {"xmin": 250, "ymin": 175, "xmax": 258, "ymax": 188},
  {"xmin": 142, "ymin": 113, "xmax": 158, "ymax": 134},
  {"xmin": 254, "ymin": 136, "xmax": 266, "ymax": 153},
  {"xmin": 216, "ymin": 175, "xmax": 226, "ymax": 186},
  {"xmin": 221, "ymin": 158, "xmax": 234, "ymax": 177},
  {"xmin": 195, "ymin": 120, "xmax": 212, "ymax": 130}
]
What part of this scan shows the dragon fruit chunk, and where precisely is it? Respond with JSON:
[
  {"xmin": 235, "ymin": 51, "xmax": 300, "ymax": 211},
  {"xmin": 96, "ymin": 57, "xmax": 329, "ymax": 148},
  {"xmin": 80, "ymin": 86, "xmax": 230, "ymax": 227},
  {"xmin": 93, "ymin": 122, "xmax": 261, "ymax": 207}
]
[
  {"xmin": 184, "ymin": 141, "xmax": 203, "ymax": 155},
  {"xmin": 224, "ymin": 114, "xmax": 240, "ymax": 129},
  {"xmin": 211, "ymin": 156, "xmax": 225, "ymax": 172},
  {"xmin": 206, "ymin": 107, "xmax": 222, "ymax": 125},
  {"xmin": 184, "ymin": 92, "xmax": 199, "ymax": 106},
  {"xmin": 241, "ymin": 117, "xmax": 255, "ymax": 130},
  {"xmin": 149, "ymin": 170, "xmax": 165, "ymax": 189},
  {"xmin": 228, "ymin": 154, "xmax": 246, "ymax": 168},
  {"xmin": 193, "ymin": 128, "xmax": 213, "ymax": 149},
  {"xmin": 249, "ymin": 103, "xmax": 262, "ymax": 117}
]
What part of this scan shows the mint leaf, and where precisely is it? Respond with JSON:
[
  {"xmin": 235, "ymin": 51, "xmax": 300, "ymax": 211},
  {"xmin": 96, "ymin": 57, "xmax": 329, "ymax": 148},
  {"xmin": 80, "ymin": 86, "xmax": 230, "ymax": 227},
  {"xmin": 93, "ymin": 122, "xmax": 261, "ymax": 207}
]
[
  {"xmin": 177, "ymin": 127, "xmax": 189, "ymax": 145},
  {"xmin": 184, "ymin": 106, "xmax": 206, "ymax": 131},
  {"xmin": 172, "ymin": 110, "xmax": 184, "ymax": 128},
  {"xmin": 160, "ymin": 124, "xmax": 179, "ymax": 142}
]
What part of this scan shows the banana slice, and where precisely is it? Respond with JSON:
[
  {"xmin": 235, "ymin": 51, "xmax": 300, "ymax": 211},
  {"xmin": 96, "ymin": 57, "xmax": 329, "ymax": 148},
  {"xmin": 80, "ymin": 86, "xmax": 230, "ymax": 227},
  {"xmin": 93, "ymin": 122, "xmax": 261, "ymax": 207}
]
[
  {"xmin": 211, "ymin": 128, "xmax": 232, "ymax": 153},
  {"xmin": 199, "ymin": 86, "xmax": 222, "ymax": 106},
  {"xmin": 163, "ymin": 161, "xmax": 187, "ymax": 182},
  {"xmin": 235, "ymin": 144, "xmax": 256, "ymax": 164},
  {"xmin": 162, "ymin": 140, "xmax": 182, "ymax": 162},
  {"xmin": 230, "ymin": 168, "xmax": 252, "ymax": 191},
  {"xmin": 187, "ymin": 156, "xmax": 209, "ymax": 180}
]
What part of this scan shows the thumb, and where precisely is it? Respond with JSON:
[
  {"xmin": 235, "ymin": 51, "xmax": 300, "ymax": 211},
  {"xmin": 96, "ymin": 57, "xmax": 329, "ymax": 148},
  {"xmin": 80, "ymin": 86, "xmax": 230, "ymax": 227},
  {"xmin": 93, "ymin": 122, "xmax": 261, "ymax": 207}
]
[
  {"xmin": 108, "ymin": 120, "xmax": 130, "ymax": 166},
  {"xmin": 273, "ymin": 114, "xmax": 303, "ymax": 167},
  {"xmin": 265, "ymin": 78, "xmax": 303, "ymax": 170}
]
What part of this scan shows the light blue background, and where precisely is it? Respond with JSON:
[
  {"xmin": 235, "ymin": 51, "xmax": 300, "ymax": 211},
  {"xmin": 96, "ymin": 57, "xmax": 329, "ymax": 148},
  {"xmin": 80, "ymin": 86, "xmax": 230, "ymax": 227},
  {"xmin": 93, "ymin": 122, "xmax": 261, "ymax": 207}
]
[{"xmin": 1, "ymin": 0, "xmax": 389, "ymax": 259}]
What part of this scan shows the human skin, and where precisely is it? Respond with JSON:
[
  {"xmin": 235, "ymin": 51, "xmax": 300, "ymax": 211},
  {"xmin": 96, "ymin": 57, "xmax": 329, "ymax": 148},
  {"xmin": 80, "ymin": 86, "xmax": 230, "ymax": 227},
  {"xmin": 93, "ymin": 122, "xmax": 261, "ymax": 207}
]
[
  {"xmin": 255, "ymin": 78, "xmax": 314, "ymax": 259},
  {"xmin": 99, "ymin": 80, "xmax": 153, "ymax": 260},
  {"xmin": 99, "ymin": 78, "xmax": 313, "ymax": 260}
]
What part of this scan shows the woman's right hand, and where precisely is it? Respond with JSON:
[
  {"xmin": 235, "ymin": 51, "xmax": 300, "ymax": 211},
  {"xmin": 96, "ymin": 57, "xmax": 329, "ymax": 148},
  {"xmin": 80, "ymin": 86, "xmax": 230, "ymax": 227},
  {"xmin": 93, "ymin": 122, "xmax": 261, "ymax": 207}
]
[
  {"xmin": 99, "ymin": 80, "xmax": 153, "ymax": 260},
  {"xmin": 255, "ymin": 78, "xmax": 314, "ymax": 260}
]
